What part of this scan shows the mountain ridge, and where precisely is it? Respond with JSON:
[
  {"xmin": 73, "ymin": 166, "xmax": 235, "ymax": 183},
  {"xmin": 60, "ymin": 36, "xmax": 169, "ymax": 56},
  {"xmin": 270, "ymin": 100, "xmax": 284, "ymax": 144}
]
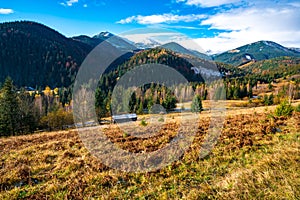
[
  {"xmin": 1, "ymin": 21, "xmax": 299, "ymax": 88},
  {"xmin": 213, "ymin": 40, "xmax": 300, "ymax": 66},
  {"xmin": 0, "ymin": 21, "xmax": 92, "ymax": 87}
]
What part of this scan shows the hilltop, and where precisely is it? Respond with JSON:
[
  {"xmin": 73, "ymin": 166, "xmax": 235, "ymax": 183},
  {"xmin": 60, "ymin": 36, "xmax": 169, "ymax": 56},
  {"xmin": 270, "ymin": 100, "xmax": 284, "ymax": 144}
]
[
  {"xmin": 213, "ymin": 41, "xmax": 300, "ymax": 66},
  {"xmin": 0, "ymin": 21, "xmax": 92, "ymax": 87}
]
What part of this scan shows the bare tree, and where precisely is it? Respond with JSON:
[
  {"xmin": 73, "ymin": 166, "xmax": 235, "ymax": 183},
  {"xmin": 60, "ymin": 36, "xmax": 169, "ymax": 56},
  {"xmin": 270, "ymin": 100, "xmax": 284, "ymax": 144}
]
[
  {"xmin": 288, "ymin": 82, "xmax": 295, "ymax": 104},
  {"xmin": 73, "ymin": 86, "xmax": 95, "ymax": 127}
]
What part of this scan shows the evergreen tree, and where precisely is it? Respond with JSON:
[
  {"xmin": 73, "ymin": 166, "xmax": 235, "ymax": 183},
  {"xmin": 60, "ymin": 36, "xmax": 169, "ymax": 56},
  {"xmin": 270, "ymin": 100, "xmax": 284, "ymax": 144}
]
[
  {"xmin": 137, "ymin": 99, "xmax": 144, "ymax": 114},
  {"xmin": 0, "ymin": 77, "xmax": 20, "ymax": 136},
  {"xmin": 95, "ymin": 88, "xmax": 108, "ymax": 120},
  {"xmin": 263, "ymin": 94, "xmax": 270, "ymax": 106},
  {"xmin": 191, "ymin": 94, "xmax": 202, "ymax": 113},
  {"xmin": 162, "ymin": 94, "xmax": 177, "ymax": 110},
  {"xmin": 268, "ymin": 93, "xmax": 274, "ymax": 105},
  {"xmin": 233, "ymin": 85, "xmax": 241, "ymax": 100},
  {"xmin": 129, "ymin": 91, "xmax": 137, "ymax": 113},
  {"xmin": 147, "ymin": 98, "xmax": 154, "ymax": 112},
  {"xmin": 248, "ymin": 85, "xmax": 253, "ymax": 98}
]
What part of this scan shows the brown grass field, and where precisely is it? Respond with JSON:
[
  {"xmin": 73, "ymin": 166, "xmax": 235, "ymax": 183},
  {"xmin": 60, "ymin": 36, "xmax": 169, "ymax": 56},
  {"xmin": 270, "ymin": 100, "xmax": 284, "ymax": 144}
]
[{"xmin": 0, "ymin": 104, "xmax": 299, "ymax": 199}]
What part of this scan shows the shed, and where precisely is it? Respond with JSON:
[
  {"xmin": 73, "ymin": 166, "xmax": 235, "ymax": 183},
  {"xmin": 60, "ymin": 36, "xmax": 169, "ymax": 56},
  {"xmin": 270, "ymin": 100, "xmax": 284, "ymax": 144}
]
[{"xmin": 112, "ymin": 113, "xmax": 137, "ymax": 123}]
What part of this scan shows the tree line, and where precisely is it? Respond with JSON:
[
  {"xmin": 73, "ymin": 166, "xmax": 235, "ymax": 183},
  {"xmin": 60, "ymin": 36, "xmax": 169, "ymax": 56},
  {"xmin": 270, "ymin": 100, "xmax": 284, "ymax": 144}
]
[{"xmin": 0, "ymin": 77, "xmax": 73, "ymax": 137}]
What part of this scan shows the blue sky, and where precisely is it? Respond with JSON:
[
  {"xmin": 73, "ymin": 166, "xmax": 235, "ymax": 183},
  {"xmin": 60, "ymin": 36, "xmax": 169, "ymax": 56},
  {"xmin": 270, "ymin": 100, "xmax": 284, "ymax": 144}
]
[{"xmin": 1, "ymin": 0, "xmax": 300, "ymax": 53}]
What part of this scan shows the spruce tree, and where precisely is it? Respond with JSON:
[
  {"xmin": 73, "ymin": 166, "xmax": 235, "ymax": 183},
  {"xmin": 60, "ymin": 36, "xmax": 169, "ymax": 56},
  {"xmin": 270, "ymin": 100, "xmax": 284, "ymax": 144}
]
[
  {"xmin": 191, "ymin": 94, "xmax": 202, "ymax": 113},
  {"xmin": 129, "ymin": 92, "xmax": 137, "ymax": 113},
  {"xmin": 0, "ymin": 77, "xmax": 20, "ymax": 136}
]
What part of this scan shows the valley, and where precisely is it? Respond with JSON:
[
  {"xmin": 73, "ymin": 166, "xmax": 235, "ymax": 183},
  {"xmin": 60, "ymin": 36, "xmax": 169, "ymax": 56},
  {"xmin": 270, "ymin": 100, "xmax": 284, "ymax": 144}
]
[{"xmin": 0, "ymin": 20, "xmax": 299, "ymax": 199}]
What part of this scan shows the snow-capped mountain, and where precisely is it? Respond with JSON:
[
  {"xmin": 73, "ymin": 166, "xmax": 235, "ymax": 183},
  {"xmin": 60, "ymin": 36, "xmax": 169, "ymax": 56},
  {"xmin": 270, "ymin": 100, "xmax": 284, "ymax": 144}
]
[
  {"xmin": 74, "ymin": 31, "xmax": 137, "ymax": 52},
  {"xmin": 93, "ymin": 31, "xmax": 114, "ymax": 40},
  {"xmin": 120, "ymin": 34, "xmax": 161, "ymax": 49},
  {"xmin": 134, "ymin": 38, "xmax": 161, "ymax": 49}
]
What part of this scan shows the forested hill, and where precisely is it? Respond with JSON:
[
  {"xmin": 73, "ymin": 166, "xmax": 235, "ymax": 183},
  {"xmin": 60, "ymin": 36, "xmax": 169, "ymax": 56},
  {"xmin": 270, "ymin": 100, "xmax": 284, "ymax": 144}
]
[
  {"xmin": 0, "ymin": 21, "xmax": 221, "ymax": 89},
  {"xmin": 1, "ymin": 21, "xmax": 299, "ymax": 89},
  {"xmin": 214, "ymin": 41, "xmax": 300, "ymax": 66},
  {"xmin": 0, "ymin": 21, "xmax": 92, "ymax": 88}
]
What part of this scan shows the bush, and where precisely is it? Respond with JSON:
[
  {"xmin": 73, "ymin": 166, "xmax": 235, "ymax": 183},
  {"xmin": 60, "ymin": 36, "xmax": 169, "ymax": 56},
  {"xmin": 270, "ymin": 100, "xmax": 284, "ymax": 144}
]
[
  {"xmin": 295, "ymin": 104, "xmax": 300, "ymax": 112},
  {"xmin": 140, "ymin": 119, "xmax": 148, "ymax": 126},
  {"xmin": 158, "ymin": 117, "xmax": 164, "ymax": 122},
  {"xmin": 274, "ymin": 100, "xmax": 294, "ymax": 117},
  {"xmin": 40, "ymin": 108, "xmax": 74, "ymax": 131}
]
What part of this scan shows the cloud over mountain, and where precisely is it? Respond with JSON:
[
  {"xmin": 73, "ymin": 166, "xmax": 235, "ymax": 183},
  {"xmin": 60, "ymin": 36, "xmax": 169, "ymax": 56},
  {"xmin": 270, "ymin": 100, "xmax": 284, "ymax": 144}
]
[{"xmin": 117, "ymin": 14, "xmax": 206, "ymax": 25}]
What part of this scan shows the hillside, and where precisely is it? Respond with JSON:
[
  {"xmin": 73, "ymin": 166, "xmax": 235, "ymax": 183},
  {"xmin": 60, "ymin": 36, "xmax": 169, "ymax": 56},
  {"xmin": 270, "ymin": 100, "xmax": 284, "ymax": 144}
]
[
  {"xmin": 0, "ymin": 21, "xmax": 94, "ymax": 88},
  {"xmin": 242, "ymin": 56, "xmax": 300, "ymax": 76},
  {"xmin": 1, "ymin": 21, "xmax": 299, "ymax": 89},
  {"xmin": 0, "ymin": 109, "xmax": 299, "ymax": 199},
  {"xmin": 73, "ymin": 31, "xmax": 137, "ymax": 51},
  {"xmin": 106, "ymin": 47, "xmax": 215, "ymax": 85},
  {"xmin": 72, "ymin": 35, "xmax": 104, "ymax": 48},
  {"xmin": 214, "ymin": 41, "xmax": 300, "ymax": 66},
  {"xmin": 161, "ymin": 42, "xmax": 211, "ymax": 60},
  {"xmin": 0, "ymin": 21, "xmax": 139, "ymax": 88}
]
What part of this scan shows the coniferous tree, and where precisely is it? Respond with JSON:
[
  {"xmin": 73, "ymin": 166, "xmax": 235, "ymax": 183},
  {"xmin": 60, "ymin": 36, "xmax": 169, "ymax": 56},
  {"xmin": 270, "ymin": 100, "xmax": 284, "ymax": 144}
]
[
  {"xmin": 129, "ymin": 91, "xmax": 137, "ymax": 113},
  {"xmin": 233, "ymin": 85, "xmax": 241, "ymax": 100},
  {"xmin": 137, "ymin": 99, "xmax": 144, "ymax": 114},
  {"xmin": 191, "ymin": 94, "xmax": 202, "ymax": 113},
  {"xmin": 0, "ymin": 77, "xmax": 20, "ymax": 136}
]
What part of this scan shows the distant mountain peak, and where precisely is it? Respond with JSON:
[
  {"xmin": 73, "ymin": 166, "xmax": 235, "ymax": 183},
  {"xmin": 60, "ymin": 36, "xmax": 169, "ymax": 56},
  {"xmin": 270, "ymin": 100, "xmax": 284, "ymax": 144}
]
[
  {"xmin": 120, "ymin": 34, "xmax": 161, "ymax": 49},
  {"xmin": 93, "ymin": 31, "xmax": 114, "ymax": 39},
  {"xmin": 214, "ymin": 40, "xmax": 300, "ymax": 66},
  {"xmin": 135, "ymin": 38, "xmax": 161, "ymax": 49},
  {"xmin": 161, "ymin": 42, "xmax": 211, "ymax": 60}
]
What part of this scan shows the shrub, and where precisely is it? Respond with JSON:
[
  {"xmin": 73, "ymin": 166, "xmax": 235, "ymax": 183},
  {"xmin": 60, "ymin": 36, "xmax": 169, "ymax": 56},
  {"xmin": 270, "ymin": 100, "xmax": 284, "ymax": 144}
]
[
  {"xmin": 158, "ymin": 117, "xmax": 164, "ymax": 122},
  {"xmin": 140, "ymin": 119, "xmax": 148, "ymax": 126},
  {"xmin": 295, "ymin": 104, "xmax": 300, "ymax": 112},
  {"xmin": 274, "ymin": 100, "xmax": 294, "ymax": 117}
]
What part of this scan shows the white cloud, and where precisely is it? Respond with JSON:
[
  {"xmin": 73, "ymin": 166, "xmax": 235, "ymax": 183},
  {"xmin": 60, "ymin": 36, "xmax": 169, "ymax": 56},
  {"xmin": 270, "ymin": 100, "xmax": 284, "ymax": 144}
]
[
  {"xmin": 60, "ymin": 0, "xmax": 79, "ymax": 7},
  {"xmin": 120, "ymin": 31, "xmax": 206, "ymax": 53},
  {"xmin": 201, "ymin": 7, "xmax": 300, "ymax": 32},
  {"xmin": 83, "ymin": 4, "xmax": 88, "ymax": 8},
  {"xmin": 180, "ymin": 0, "xmax": 241, "ymax": 7},
  {"xmin": 192, "ymin": 3, "xmax": 300, "ymax": 53},
  {"xmin": 118, "ymin": 1, "xmax": 300, "ymax": 54},
  {"xmin": 121, "ymin": 32, "xmax": 181, "ymax": 43},
  {"xmin": 0, "ymin": 8, "xmax": 14, "ymax": 14},
  {"xmin": 117, "ymin": 14, "xmax": 206, "ymax": 25}
]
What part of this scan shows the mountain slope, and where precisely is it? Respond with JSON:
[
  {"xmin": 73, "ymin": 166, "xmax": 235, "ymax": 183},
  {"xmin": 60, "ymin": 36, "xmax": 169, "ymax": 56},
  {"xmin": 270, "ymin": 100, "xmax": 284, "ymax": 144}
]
[
  {"xmin": 100, "ymin": 47, "xmax": 229, "ymax": 92},
  {"xmin": 72, "ymin": 35, "xmax": 104, "ymax": 48},
  {"xmin": 0, "ymin": 22, "xmax": 138, "ymax": 88},
  {"xmin": 161, "ymin": 42, "xmax": 211, "ymax": 60},
  {"xmin": 73, "ymin": 32, "xmax": 137, "ymax": 51},
  {"xmin": 0, "ymin": 21, "xmax": 92, "ymax": 87},
  {"xmin": 214, "ymin": 41, "xmax": 300, "ymax": 66},
  {"xmin": 242, "ymin": 56, "xmax": 300, "ymax": 77},
  {"xmin": 93, "ymin": 32, "xmax": 137, "ymax": 51}
]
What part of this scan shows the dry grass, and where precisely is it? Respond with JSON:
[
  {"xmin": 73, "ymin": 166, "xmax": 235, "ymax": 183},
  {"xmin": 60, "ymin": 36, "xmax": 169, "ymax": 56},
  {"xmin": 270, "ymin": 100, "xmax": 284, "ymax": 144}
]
[{"xmin": 0, "ymin": 109, "xmax": 299, "ymax": 199}]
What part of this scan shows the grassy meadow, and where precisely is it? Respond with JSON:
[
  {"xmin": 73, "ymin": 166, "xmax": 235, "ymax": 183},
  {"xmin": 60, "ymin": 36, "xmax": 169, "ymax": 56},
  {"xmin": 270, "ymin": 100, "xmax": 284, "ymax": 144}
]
[{"xmin": 0, "ymin": 104, "xmax": 299, "ymax": 199}]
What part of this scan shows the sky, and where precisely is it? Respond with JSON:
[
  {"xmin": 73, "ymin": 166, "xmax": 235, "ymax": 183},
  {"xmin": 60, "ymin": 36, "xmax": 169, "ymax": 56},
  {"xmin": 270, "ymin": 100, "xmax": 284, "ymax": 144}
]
[{"xmin": 0, "ymin": 0, "xmax": 300, "ymax": 54}]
